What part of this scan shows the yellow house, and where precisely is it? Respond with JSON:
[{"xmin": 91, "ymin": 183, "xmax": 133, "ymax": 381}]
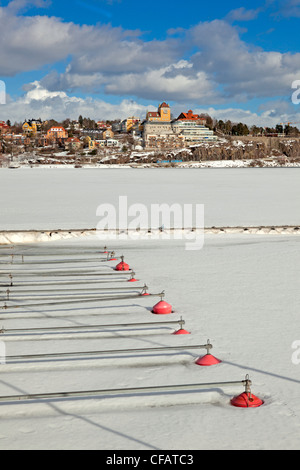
[
  {"xmin": 84, "ymin": 136, "xmax": 96, "ymax": 150},
  {"xmin": 103, "ymin": 127, "xmax": 114, "ymax": 139},
  {"xmin": 22, "ymin": 119, "xmax": 42, "ymax": 134},
  {"xmin": 125, "ymin": 117, "xmax": 140, "ymax": 132},
  {"xmin": 146, "ymin": 102, "xmax": 171, "ymax": 122}
]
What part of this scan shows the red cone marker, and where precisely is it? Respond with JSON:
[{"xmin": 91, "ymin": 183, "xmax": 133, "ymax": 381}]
[
  {"xmin": 152, "ymin": 294, "xmax": 173, "ymax": 314},
  {"xmin": 231, "ymin": 375, "xmax": 264, "ymax": 408},
  {"xmin": 115, "ymin": 255, "xmax": 130, "ymax": 271}
]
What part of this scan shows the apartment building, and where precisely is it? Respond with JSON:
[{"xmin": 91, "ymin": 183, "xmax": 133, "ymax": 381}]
[
  {"xmin": 47, "ymin": 126, "xmax": 68, "ymax": 140},
  {"xmin": 143, "ymin": 105, "xmax": 217, "ymax": 149},
  {"xmin": 172, "ymin": 120, "xmax": 218, "ymax": 143}
]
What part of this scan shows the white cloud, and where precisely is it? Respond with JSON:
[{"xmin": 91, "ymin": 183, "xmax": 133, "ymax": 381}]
[
  {"xmin": 192, "ymin": 102, "xmax": 300, "ymax": 128},
  {"xmin": 0, "ymin": 2, "xmax": 181, "ymax": 77},
  {"xmin": 275, "ymin": 0, "xmax": 300, "ymax": 17},
  {"xmin": 2, "ymin": 81, "xmax": 155, "ymax": 122},
  {"xmin": 3, "ymin": 80, "xmax": 300, "ymax": 127},
  {"xmin": 225, "ymin": 7, "xmax": 262, "ymax": 22},
  {"xmin": 104, "ymin": 61, "xmax": 222, "ymax": 103},
  {"xmin": 1, "ymin": 1, "xmax": 300, "ymax": 120},
  {"xmin": 187, "ymin": 20, "xmax": 300, "ymax": 101},
  {"xmin": 5, "ymin": 0, "xmax": 51, "ymax": 14}
]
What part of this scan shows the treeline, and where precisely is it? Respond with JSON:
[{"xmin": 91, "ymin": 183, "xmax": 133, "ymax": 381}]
[{"xmin": 211, "ymin": 119, "xmax": 300, "ymax": 137}]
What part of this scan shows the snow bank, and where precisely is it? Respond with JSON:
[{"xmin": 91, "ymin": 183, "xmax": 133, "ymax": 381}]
[{"xmin": 1, "ymin": 225, "xmax": 300, "ymax": 245}]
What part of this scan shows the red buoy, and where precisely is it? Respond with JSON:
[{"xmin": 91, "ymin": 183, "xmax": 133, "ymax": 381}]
[
  {"xmin": 195, "ymin": 353, "xmax": 221, "ymax": 366},
  {"xmin": 128, "ymin": 277, "xmax": 138, "ymax": 282},
  {"xmin": 152, "ymin": 300, "xmax": 173, "ymax": 314},
  {"xmin": 115, "ymin": 256, "xmax": 130, "ymax": 271},
  {"xmin": 115, "ymin": 262, "xmax": 130, "ymax": 271},
  {"xmin": 231, "ymin": 392, "xmax": 264, "ymax": 408},
  {"xmin": 173, "ymin": 328, "xmax": 190, "ymax": 335},
  {"xmin": 231, "ymin": 375, "xmax": 264, "ymax": 408}
]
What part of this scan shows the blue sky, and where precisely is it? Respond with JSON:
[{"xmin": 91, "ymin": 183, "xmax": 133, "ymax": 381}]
[{"xmin": 1, "ymin": 0, "xmax": 300, "ymax": 126}]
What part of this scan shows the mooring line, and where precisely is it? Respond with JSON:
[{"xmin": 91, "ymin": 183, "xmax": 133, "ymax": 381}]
[
  {"xmin": 0, "ymin": 278, "xmax": 136, "ymax": 288},
  {"xmin": 0, "ymin": 291, "xmax": 161, "ymax": 310},
  {"xmin": 0, "ymin": 269, "xmax": 119, "ymax": 276},
  {"xmin": 3, "ymin": 342, "xmax": 213, "ymax": 363},
  {"xmin": 2, "ymin": 285, "xmax": 143, "ymax": 295},
  {"xmin": 0, "ymin": 258, "xmax": 117, "ymax": 265},
  {"xmin": 0, "ymin": 318, "xmax": 185, "ymax": 335},
  {"xmin": 0, "ymin": 376, "xmax": 252, "ymax": 404}
]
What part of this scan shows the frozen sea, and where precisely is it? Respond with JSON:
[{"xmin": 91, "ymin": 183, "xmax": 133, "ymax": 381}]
[
  {"xmin": 0, "ymin": 167, "xmax": 299, "ymax": 230},
  {"xmin": 0, "ymin": 167, "xmax": 299, "ymax": 450}
]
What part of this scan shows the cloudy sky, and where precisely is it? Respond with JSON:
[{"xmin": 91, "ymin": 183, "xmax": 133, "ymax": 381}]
[{"xmin": 1, "ymin": 0, "xmax": 300, "ymax": 126}]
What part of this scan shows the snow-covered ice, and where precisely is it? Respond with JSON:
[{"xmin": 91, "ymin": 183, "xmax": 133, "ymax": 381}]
[
  {"xmin": 0, "ymin": 167, "xmax": 300, "ymax": 230},
  {"xmin": 0, "ymin": 168, "xmax": 299, "ymax": 450}
]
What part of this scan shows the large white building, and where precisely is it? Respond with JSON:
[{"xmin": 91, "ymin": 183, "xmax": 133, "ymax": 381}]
[
  {"xmin": 172, "ymin": 120, "xmax": 217, "ymax": 143},
  {"xmin": 143, "ymin": 118, "xmax": 217, "ymax": 149}
]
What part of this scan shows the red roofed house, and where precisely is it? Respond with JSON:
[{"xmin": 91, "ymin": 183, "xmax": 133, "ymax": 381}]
[
  {"xmin": 65, "ymin": 137, "xmax": 82, "ymax": 150},
  {"xmin": 47, "ymin": 126, "xmax": 68, "ymax": 142},
  {"xmin": 176, "ymin": 110, "xmax": 206, "ymax": 125},
  {"xmin": 97, "ymin": 121, "xmax": 107, "ymax": 130},
  {"xmin": 0, "ymin": 121, "xmax": 10, "ymax": 134}
]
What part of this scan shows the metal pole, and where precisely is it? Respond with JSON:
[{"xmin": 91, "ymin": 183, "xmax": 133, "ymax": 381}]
[
  {"xmin": 0, "ymin": 247, "xmax": 112, "ymax": 256},
  {"xmin": 0, "ymin": 258, "xmax": 116, "ymax": 265},
  {"xmin": 1, "ymin": 291, "xmax": 162, "ymax": 310},
  {"xmin": 3, "ymin": 290, "xmax": 144, "ymax": 301},
  {"xmin": 0, "ymin": 269, "xmax": 120, "ymax": 276},
  {"xmin": 0, "ymin": 272, "xmax": 133, "ymax": 281},
  {"xmin": 3, "ymin": 341, "xmax": 213, "ymax": 362},
  {"xmin": 0, "ymin": 251, "xmax": 113, "ymax": 258},
  {"xmin": 2, "ymin": 285, "xmax": 143, "ymax": 295},
  {"xmin": 0, "ymin": 376, "xmax": 251, "ymax": 403},
  {"xmin": 0, "ymin": 278, "xmax": 135, "ymax": 288},
  {"xmin": 0, "ymin": 250, "xmax": 114, "ymax": 258},
  {"xmin": 0, "ymin": 318, "xmax": 186, "ymax": 335}
]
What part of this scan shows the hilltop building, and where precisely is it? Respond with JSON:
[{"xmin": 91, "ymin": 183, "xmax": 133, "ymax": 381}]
[
  {"xmin": 121, "ymin": 117, "xmax": 141, "ymax": 133},
  {"xmin": 172, "ymin": 120, "xmax": 217, "ymax": 144},
  {"xmin": 65, "ymin": 137, "xmax": 82, "ymax": 151},
  {"xmin": 143, "ymin": 104, "xmax": 217, "ymax": 149},
  {"xmin": 0, "ymin": 121, "xmax": 10, "ymax": 133},
  {"xmin": 176, "ymin": 110, "xmax": 207, "ymax": 125},
  {"xmin": 22, "ymin": 119, "xmax": 42, "ymax": 135},
  {"xmin": 97, "ymin": 121, "xmax": 107, "ymax": 130},
  {"xmin": 103, "ymin": 127, "xmax": 114, "ymax": 140},
  {"xmin": 146, "ymin": 102, "xmax": 171, "ymax": 122},
  {"xmin": 46, "ymin": 126, "xmax": 68, "ymax": 141}
]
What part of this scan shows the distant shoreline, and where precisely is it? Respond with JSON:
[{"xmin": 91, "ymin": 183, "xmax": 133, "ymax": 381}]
[{"xmin": 2, "ymin": 160, "xmax": 300, "ymax": 169}]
